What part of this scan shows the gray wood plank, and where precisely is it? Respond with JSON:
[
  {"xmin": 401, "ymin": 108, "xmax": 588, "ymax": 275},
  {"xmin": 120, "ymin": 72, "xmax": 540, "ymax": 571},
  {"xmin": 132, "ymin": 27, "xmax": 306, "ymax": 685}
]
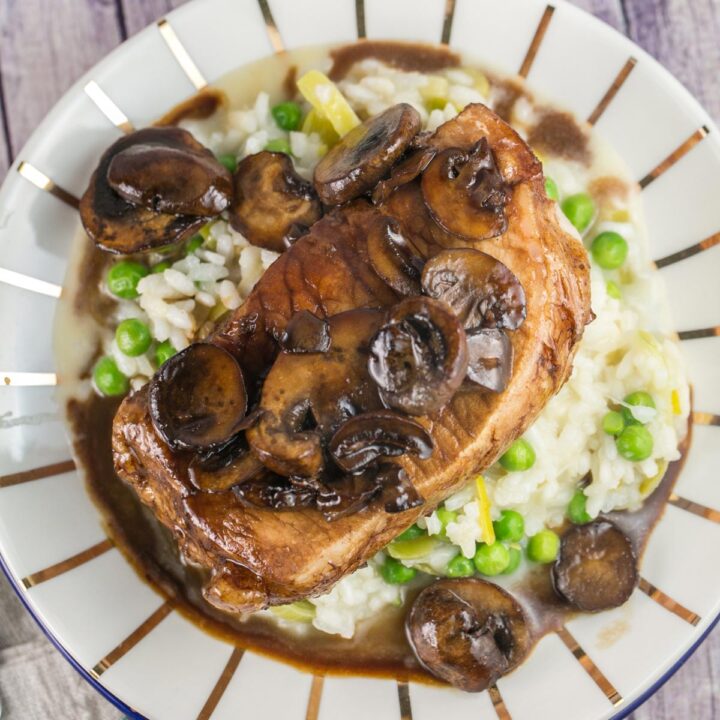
[
  {"xmin": 632, "ymin": 626, "xmax": 720, "ymax": 720},
  {"xmin": 570, "ymin": 0, "xmax": 627, "ymax": 32},
  {"xmin": 623, "ymin": 0, "xmax": 720, "ymax": 122},
  {"xmin": 0, "ymin": 0, "xmax": 122, "ymax": 157},
  {"xmin": 120, "ymin": 0, "xmax": 190, "ymax": 37}
]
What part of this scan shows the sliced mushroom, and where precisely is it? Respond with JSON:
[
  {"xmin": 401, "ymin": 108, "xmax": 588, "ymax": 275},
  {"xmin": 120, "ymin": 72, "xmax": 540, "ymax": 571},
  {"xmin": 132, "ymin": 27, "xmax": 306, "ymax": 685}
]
[
  {"xmin": 246, "ymin": 309, "xmax": 384, "ymax": 477},
  {"xmin": 407, "ymin": 578, "xmax": 531, "ymax": 692},
  {"xmin": 314, "ymin": 104, "xmax": 422, "ymax": 205},
  {"xmin": 366, "ymin": 216, "xmax": 423, "ymax": 296},
  {"xmin": 149, "ymin": 343, "xmax": 248, "ymax": 451},
  {"xmin": 229, "ymin": 151, "xmax": 322, "ymax": 252},
  {"xmin": 422, "ymin": 248, "xmax": 526, "ymax": 330},
  {"xmin": 421, "ymin": 139, "xmax": 509, "ymax": 240},
  {"xmin": 80, "ymin": 127, "xmax": 212, "ymax": 254},
  {"xmin": 279, "ymin": 310, "xmax": 331, "ymax": 353},
  {"xmin": 107, "ymin": 143, "xmax": 232, "ymax": 216},
  {"xmin": 552, "ymin": 520, "xmax": 638, "ymax": 612},
  {"xmin": 368, "ymin": 297, "xmax": 468, "ymax": 416},
  {"xmin": 187, "ymin": 419, "xmax": 264, "ymax": 493},
  {"xmin": 329, "ymin": 410, "xmax": 433, "ymax": 473},
  {"xmin": 371, "ymin": 146, "xmax": 437, "ymax": 205},
  {"xmin": 466, "ymin": 328, "xmax": 513, "ymax": 392},
  {"xmin": 316, "ymin": 472, "xmax": 384, "ymax": 521}
]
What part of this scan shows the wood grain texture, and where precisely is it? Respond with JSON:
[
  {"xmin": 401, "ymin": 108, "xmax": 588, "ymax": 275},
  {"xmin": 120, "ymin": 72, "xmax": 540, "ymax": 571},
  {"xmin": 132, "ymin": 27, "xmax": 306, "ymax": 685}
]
[
  {"xmin": 120, "ymin": 0, "xmax": 189, "ymax": 37},
  {"xmin": 624, "ymin": 0, "xmax": 720, "ymax": 121},
  {"xmin": 0, "ymin": 1, "xmax": 718, "ymax": 719},
  {"xmin": 0, "ymin": 0, "xmax": 122, "ymax": 156}
]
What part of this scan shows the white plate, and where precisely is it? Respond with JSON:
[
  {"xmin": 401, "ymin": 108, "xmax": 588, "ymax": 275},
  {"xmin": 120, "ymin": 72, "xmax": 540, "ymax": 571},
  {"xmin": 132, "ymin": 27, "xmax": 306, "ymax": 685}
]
[{"xmin": 1, "ymin": 1, "xmax": 719, "ymax": 718}]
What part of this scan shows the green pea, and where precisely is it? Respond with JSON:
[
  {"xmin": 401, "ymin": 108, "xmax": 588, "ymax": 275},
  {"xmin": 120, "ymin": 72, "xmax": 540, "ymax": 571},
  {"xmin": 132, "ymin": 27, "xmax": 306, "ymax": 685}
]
[
  {"xmin": 447, "ymin": 554, "xmax": 475, "ymax": 578},
  {"xmin": 265, "ymin": 138, "xmax": 292, "ymax": 155},
  {"xmin": 567, "ymin": 491, "xmax": 592, "ymax": 524},
  {"xmin": 545, "ymin": 176, "xmax": 559, "ymax": 201},
  {"xmin": 155, "ymin": 340, "xmax": 176, "ymax": 367},
  {"xmin": 502, "ymin": 546, "xmax": 522, "ymax": 575},
  {"xmin": 499, "ymin": 438, "xmax": 536, "ymax": 472},
  {"xmin": 606, "ymin": 280, "xmax": 622, "ymax": 300},
  {"xmin": 116, "ymin": 319, "xmax": 152, "ymax": 357},
  {"xmin": 106, "ymin": 261, "xmax": 149, "ymax": 299},
  {"xmin": 602, "ymin": 410, "xmax": 625, "ymax": 436},
  {"xmin": 217, "ymin": 153, "xmax": 237, "ymax": 173},
  {"xmin": 473, "ymin": 542, "xmax": 510, "ymax": 576},
  {"xmin": 271, "ymin": 101, "xmax": 302, "ymax": 131},
  {"xmin": 591, "ymin": 231, "xmax": 628, "ymax": 270},
  {"xmin": 380, "ymin": 557, "xmax": 417, "ymax": 584},
  {"xmin": 493, "ymin": 510, "xmax": 525, "ymax": 542},
  {"xmin": 436, "ymin": 506, "xmax": 457, "ymax": 535},
  {"xmin": 185, "ymin": 235, "xmax": 204, "ymax": 255},
  {"xmin": 526, "ymin": 530, "xmax": 560, "ymax": 563},
  {"xmin": 621, "ymin": 391, "xmax": 656, "ymax": 426},
  {"xmin": 616, "ymin": 425, "xmax": 654, "ymax": 462},
  {"xmin": 561, "ymin": 193, "xmax": 595, "ymax": 233},
  {"xmin": 396, "ymin": 523, "xmax": 425, "ymax": 542},
  {"xmin": 93, "ymin": 357, "xmax": 129, "ymax": 397},
  {"xmin": 151, "ymin": 261, "xmax": 171, "ymax": 274}
]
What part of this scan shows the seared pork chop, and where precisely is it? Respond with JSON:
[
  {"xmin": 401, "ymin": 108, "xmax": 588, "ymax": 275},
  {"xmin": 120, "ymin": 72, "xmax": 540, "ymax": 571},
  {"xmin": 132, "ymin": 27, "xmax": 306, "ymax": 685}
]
[{"xmin": 112, "ymin": 104, "xmax": 592, "ymax": 613}]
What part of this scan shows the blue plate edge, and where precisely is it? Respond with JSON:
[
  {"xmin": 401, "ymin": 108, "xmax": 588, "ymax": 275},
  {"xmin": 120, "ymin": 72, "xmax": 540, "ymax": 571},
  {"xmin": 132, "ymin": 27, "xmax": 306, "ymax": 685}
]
[
  {"xmin": 2, "ymin": 542, "xmax": 719, "ymax": 720},
  {"xmin": 0, "ymin": 549, "xmax": 147, "ymax": 720}
]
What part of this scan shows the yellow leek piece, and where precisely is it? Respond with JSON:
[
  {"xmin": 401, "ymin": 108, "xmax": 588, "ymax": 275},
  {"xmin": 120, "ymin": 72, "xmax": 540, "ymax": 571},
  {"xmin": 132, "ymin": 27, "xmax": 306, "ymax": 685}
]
[
  {"xmin": 269, "ymin": 599, "xmax": 316, "ymax": 622},
  {"xmin": 610, "ymin": 209, "xmax": 631, "ymax": 222},
  {"xmin": 301, "ymin": 108, "xmax": 340, "ymax": 147},
  {"xmin": 639, "ymin": 460, "xmax": 669, "ymax": 497},
  {"xmin": 671, "ymin": 389, "xmax": 682, "ymax": 415},
  {"xmin": 297, "ymin": 70, "xmax": 360, "ymax": 137},
  {"xmin": 387, "ymin": 536, "xmax": 440, "ymax": 560},
  {"xmin": 475, "ymin": 475, "xmax": 495, "ymax": 545}
]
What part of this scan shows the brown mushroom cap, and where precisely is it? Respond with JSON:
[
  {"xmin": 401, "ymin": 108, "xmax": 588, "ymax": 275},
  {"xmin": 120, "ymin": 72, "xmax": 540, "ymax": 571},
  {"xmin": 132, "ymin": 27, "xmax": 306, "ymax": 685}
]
[
  {"xmin": 407, "ymin": 578, "xmax": 531, "ymax": 692},
  {"xmin": 421, "ymin": 248, "xmax": 526, "ymax": 331},
  {"xmin": 107, "ymin": 143, "xmax": 232, "ymax": 216},
  {"xmin": 278, "ymin": 310, "xmax": 331, "ymax": 353},
  {"xmin": 246, "ymin": 308, "xmax": 384, "ymax": 477},
  {"xmin": 149, "ymin": 343, "xmax": 248, "ymax": 451},
  {"xmin": 314, "ymin": 103, "xmax": 422, "ymax": 205},
  {"xmin": 366, "ymin": 216, "xmax": 423, "ymax": 296},
  {"xmin": 421, "ymin": 139, "xmax": 509, "ymax": 240},
  {"xmin": 328, "ymin": 409, "xmax": 433, "ymax": 473},
  {"xmin": 229, "ymin": 151, "xmax": 322, "ymax": 253},
  {"xmin": 371, "ymin": 146, "xmax": 437, "ymax": 205},
  {"xmin": 466, "ymin": 328, "xmax": 513, "ymax": 392},
  {"xmin": 368, "ymin": 296, "xmax": 468, "ymax": 416},
  {"xmin": 552, "ymin": 520, "xmax": 638, "ymax": 612},
  {"xmin": 187, "ymin": 415, "xmax": 263, "ymax": 493},
  {"xmin": 80, "ymin": 127, "xmax": 215, "ymax": 254}
]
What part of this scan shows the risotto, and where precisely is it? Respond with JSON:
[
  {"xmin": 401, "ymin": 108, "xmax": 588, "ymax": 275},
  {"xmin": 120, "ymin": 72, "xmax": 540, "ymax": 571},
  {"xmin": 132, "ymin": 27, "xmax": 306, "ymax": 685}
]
[{"xmin": 63, "ymin": 51, "xmax": 688, "ymax": 642}]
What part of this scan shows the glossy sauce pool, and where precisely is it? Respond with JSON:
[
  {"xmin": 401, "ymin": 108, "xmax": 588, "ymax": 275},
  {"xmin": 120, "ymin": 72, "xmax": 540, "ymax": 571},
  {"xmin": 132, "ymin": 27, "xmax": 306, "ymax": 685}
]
[{"xmin": 55, "ymin": 41, "xmax": 691, "ymax": 684}]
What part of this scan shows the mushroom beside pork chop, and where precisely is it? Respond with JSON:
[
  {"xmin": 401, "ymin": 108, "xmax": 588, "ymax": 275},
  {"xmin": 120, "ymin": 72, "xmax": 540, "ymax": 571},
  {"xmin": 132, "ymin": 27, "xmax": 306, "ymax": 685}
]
[{"xmin": 112, "ymin": 103, "xmax": 592, "ymax": 613}]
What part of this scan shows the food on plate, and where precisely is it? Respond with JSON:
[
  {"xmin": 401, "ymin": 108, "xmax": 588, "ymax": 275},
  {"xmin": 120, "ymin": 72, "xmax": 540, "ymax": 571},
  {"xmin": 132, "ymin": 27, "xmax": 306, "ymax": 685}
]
[{"xmin": 56, "ymin": 41, "xmax": 690, "ymax": 691}]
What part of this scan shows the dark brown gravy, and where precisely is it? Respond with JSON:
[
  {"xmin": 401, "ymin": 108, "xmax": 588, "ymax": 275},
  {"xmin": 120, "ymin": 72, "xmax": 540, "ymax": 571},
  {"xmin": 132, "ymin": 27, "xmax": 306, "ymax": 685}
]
[
  {"xmin": 329, "ymin": 40, "xmax": 460, "ymax": 80},
  {"xmin": 68, "ymin": 377, "xmax": 691, "ymax": 683},
  {"xmin": 62, "ymin": 41, "xmax": 688, "ymax": 686}
]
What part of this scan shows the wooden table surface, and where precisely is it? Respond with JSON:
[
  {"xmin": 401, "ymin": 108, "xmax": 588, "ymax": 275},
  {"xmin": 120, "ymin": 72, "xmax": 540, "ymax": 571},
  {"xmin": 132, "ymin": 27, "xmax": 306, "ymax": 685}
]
[{"xmin": 0, "ymin": 1, "xmax": 718, "ymax": 718}]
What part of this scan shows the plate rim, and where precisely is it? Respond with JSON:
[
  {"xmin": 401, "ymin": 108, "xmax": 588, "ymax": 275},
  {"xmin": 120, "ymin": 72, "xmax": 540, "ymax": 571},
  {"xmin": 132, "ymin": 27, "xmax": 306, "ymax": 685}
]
[{"xmin": 0, "ymin": 0, "xmax": 718, "ymax": 717}]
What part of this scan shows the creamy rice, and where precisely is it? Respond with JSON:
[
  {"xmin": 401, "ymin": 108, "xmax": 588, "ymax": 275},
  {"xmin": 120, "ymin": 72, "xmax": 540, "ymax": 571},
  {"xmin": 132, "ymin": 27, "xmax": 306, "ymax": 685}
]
[{"xmin": 91, "ymin": 58, "xmax": 688, "ymax": 639}]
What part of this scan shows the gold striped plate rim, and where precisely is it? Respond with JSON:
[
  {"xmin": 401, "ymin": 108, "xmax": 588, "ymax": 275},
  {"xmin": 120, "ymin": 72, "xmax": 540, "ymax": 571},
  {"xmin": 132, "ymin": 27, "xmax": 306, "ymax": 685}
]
[
  {"xmin": 556, "ymin": 626, "xmax": 623, "ymax": 706},
  {"xmin": 21, "ymin": 538, "xmax": 114, "ymax": 589},
  {"xmin": 639, "ymin": 126, "xmax": 710, "ymax": 189}
]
